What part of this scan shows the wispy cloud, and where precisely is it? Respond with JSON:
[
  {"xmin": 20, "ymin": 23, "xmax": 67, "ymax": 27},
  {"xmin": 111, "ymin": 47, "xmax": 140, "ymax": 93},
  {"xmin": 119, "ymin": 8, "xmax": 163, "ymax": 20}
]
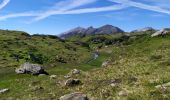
[
  {"xmin": 109, "ymin": 0, "xmax": 170, "ymax": 14},
  {"xmin": 34, "ymin": 0, "xmax": 98, "ymax": 21},
  {"xmin": 34, "ymin": 4, "xmax": 128, "ymax": 21},
  {"xmin": 0, "ymin": 12, "xmax": 39, "ymax": 21},
  {"xmin": 0, "ymin": 0, "xmax": 170, "ymax": 21},
  {"xmin": 0, "ymin": 0, "xmax": 10, "ymax": 10},
  {"xmin": 0, "ymin": 0, "xmax": 128, "ymax": 21}
]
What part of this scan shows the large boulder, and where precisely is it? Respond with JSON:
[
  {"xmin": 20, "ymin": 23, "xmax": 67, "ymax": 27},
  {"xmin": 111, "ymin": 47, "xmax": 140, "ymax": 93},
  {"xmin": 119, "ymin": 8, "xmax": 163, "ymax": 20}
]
[
  {"xmin": 71, "ymin": 69, "xmax": 81, "ymax": 75},
  {"xmin": 0, "ymin": 88, "xmax": 9, "ymax": 94},
  {"xmin": 15, "ymin": 63, "xmax": 48, "ymax": 75},
  {"xmin": 59, "ymin": 92, "xmax": 88, "ymax": 100},
  {"xmin": 151, "ymin": 28, "xmax": 170, "ymax": 37}
]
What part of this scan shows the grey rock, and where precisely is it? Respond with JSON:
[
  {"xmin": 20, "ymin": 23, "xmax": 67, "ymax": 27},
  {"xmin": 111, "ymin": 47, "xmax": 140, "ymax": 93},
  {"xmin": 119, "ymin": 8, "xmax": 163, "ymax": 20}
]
[
  {"xmin": 0, "ymin": 88, "xmax": 9, "ymax": 94},
  {"xmin": 155, "ymin": 82, "xmax": 170, "ymax": 89},
  {"xmin": 65, "ymin": 79, "xmax": 81, "ymax": 86},
  {"xmin": 59, "ymin": 92, "xmax": 88, "ymax": 100},
  {"xmin": 64, "ymin": 75, "xmax": 71, "ymax": 79},
  {"xmin": 118, "ymin": 90, "xmax": 128, "ymax": 97},
  {"xmin": 72, "ymin": 69, "xmax": 81, "ymax": 75},
  {"xmin": 38, "ymin": 74, "xmax": 47, "ymax": 77},
  {"xmin": 50, "ymin": 75, "xmax": 57, "ymax": 79},
  {"xmin": 15, "ymin": 62, "xmax": 48, "ymax": 75},
  {"xmin": 102, "ymin": 61, "xmax": 109, "ymax": 67}
]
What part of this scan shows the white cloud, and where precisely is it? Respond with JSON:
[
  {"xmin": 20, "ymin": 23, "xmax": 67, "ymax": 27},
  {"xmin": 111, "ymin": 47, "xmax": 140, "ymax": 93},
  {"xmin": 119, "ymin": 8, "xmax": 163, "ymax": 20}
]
[
  {"xmin": 34, "ymin": 4, "xmax": 128, "ymax": 21},
  {"xmin": 109, "ymin": 0, "xmax": 170, "ymax": 14},
  {"xmin": 34, "ymin": 0, "xmax": 98, "ymax": 21},
  {"xmin": 140, "ymin": 0, "xmax": 170, "ymax": 9},
  {"xmin": 0, "ymin": 0, "xmax": 10, "ymax": 10},
  {"xmin": 0, "ymin": 12, "xmax": 38, "ymax": 21},
  {"xmin": 0, "ymin": 0, "xmax": 170, "ymax": 21},
  {"xmin": 0, "ymin": 4, "xmax": 128, "ymax": 21}
]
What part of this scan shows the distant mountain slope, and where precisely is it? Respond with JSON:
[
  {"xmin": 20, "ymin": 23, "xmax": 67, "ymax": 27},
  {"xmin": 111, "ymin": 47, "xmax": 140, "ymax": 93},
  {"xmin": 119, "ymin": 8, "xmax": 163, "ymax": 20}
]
[
  {"xmin": 0, "ymin": 30, "xmax": 91, "ymax": 68},
  {"xmin": 131, "ymin": 27, "xmax": 156, "ymax": 33},
  {"xmin": 60, "ymin": 25, "xmax": 124, "ymax": 39}
]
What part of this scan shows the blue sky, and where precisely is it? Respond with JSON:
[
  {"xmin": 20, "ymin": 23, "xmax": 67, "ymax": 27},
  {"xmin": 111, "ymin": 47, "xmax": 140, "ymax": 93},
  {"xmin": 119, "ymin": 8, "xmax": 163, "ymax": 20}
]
[{"xmin": 0, "ymin": 0, "xmax": 170, "ymax": 35}]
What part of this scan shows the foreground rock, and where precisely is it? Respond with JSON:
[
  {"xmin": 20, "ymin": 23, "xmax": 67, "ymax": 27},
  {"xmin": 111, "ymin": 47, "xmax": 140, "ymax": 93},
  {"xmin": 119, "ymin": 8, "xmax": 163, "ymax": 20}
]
[
  {"xmin": 72, "ymin": 69, "xmax": 81, "ymax": 75},
  {"xmin": 15, "ymin": 63, "xmax": 49, "ymax": 75},
  {"xmin": 0, "ymin": 88, "xmax": 9, "ymax": 94},
  {"xmin": 102, "ymin": 61, "xmax": 109, "ymax": 67},
  {"xmin": 151, "ymin": 28, "xmax": 170, "ymax": 37},
  {"xmin": 118, "ymin": 90, "xmax": 129, "ymax": 97},
  {"xmin": 155, "ymin": 82, "xmax": 170, "ymax": 89},
  {"xmin": 60, "ymin": 92, "xmax": 88, "ymax": 100},
  {"xmin": 50, "ymin": 75, "xmax": 57, "ymax": 79},
  {"xmin": 65, "ymin": 79, "xmax": 81, "ymax": 86}
]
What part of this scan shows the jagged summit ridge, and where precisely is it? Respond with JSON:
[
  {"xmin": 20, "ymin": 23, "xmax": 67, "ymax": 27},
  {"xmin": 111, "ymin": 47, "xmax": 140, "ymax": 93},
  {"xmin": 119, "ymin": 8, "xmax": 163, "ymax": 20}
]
[{"xmin": 60, "ymin": 25, "xmax": 124, "ymax": 38}]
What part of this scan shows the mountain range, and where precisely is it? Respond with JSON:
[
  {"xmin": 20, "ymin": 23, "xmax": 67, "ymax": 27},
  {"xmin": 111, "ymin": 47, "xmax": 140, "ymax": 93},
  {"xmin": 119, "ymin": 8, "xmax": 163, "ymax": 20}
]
[{"xmin": 60, "ymin": 25, "xmax": 124, "ymax": 38}]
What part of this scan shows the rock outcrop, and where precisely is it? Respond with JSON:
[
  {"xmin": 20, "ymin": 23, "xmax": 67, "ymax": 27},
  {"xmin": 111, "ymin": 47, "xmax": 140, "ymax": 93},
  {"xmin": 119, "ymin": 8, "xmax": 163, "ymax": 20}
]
[
  {"xmin": 0, "ymin": 89, "xmax": 9, "ymax": 94},
  {"xmin": 151, "ymin": 28, "xmax": 170, "ymax": 37},
  {"xmin": 15, "ymin": 63, "xmax": 49, "ymax": 75},
  {"xmin": 71, "ymin": 69, "xmax": 81, "ymax": 75},
  {"xmin": 64, "ymin": 79, "xmax": 81, "ymax": 86}
]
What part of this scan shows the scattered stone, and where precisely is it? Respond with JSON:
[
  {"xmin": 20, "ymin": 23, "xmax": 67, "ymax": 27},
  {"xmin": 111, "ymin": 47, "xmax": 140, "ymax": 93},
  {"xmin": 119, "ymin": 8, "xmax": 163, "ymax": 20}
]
[
  {"xmin": 65, "ymin": 79, "xmax": 81, "ymax": 86},
  {"xmin": 50, "ymin": 75, "xmax": 57, "ymax": 79},
  {"xmin": 64, "ymin": 75, "xmax": 71, "ymax": 79},
  {"xmin": 59, "ymin": 92, "xmax": 88, "ymax": 100},
  {"xmin": 31, "ymin": 86, "xmax": 44, "ymax": 92},
  {"xmin": 39, "ymin": 74, "xmax": 46, "ymax": 77},
  {"xmin": 15, "ymin": 62, "xmax": 49, "ymax": 75},
  {"xmin": 0, "ymin": 88, "xmax": 9, "ymax": 94},
  {"xmin": 155, "ymin": 82, "xmax": 170, "ymax": 89},
  {"xmin": 110, "ymin": 79, "xmax": 121, "ymax": 87},
  {"xmin": 102, "ymin": 61, "xmax": 109, "ymax": 67},
  {"xmin": 110, "ymin": 83, "xmax": 118, "ymax": 87},
  {"xmin": 118, "ymin": 90, "xmax": 128, "ymax": 97},
  {"xmin": 72, "ymin": 69, "xmax": 81, "ymax": 75},
  {"xmin": 110, "ymin": 79, "xmax": 122, "ymax": 84}
]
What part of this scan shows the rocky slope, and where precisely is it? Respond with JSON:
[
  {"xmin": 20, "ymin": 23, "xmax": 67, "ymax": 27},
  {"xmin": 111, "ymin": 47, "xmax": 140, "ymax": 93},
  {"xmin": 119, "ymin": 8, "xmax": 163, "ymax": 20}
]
[{"xmin": 152, "ymin": 28, "xmax": 170, "ymax": 37}]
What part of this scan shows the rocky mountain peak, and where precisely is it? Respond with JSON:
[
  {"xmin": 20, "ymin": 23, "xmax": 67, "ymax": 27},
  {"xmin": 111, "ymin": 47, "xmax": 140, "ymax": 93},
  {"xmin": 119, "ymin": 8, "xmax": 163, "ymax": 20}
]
[{"xmin": 60, "ymin": 25, "xmax": 124, "ymax": 38}]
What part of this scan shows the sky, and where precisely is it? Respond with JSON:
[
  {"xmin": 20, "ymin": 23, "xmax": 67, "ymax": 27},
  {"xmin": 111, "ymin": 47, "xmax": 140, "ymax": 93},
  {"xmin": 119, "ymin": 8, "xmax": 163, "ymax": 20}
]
[{"xmin": 0, "ymin": 0, "xmax": 170, "ymax": 35}]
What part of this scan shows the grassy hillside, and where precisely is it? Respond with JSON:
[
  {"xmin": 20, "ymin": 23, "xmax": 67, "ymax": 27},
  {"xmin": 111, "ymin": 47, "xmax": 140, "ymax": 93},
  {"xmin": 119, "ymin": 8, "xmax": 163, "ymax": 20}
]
[
  {"xmin": 1, "ymin": 30, "xmax": 170, "ymax": 99},
  {"xmin": 0, "ymin": 30, "xmax": 93, "ymax": 67}
]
